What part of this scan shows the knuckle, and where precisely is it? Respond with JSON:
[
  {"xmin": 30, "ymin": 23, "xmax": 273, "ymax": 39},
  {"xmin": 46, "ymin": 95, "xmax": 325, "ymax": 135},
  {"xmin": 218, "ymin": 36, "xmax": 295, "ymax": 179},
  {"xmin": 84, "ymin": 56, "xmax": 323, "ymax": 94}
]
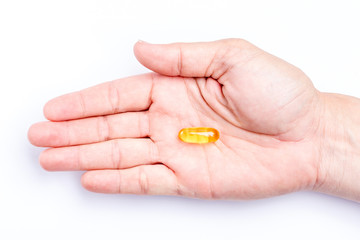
[
  {"xmin": 138, "ymin": 112, "xmax": 149, "ymax": 137},
  {"xmin": 77, "ymin": 145, "xmax": 84, "ymax": 170},
  {"xmin": 97, "ymin": 116, "xmax": 111, "ymax": 141},
  {"xmin": 117, "ymin": 170, "xmax": 122, "ymax": 194},
  {"xmin": 78, "ymin": 91, "xmax": 87, "ymax": 118},
  {"xmin": 108, "ymin": 81, "xmax": 120, "ymax": 113},
  {"xmin": 223, "ymin": 38, "xmax": 250, "ymax": 48},
  {"xmin": 149, "ymin": 142, "xmax": 160, "ymax": 163},
  {"xmin": 138, "ymin": 167, "xmax": 150, "ymax": 194},
  {"xmin": 111, "ymin": 140, "xmax": 122, "ymax": 169},
  {"xmin": 177, "ymin": 43, "xmax": 183, "ymax": 76}
]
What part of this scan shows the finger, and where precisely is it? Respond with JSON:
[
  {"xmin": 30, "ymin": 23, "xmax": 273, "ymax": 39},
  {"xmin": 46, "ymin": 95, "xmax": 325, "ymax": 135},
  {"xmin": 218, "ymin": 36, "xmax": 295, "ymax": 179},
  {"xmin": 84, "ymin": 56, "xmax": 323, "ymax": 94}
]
[
  {"xmin": 44, "ymin": 74, "xmax": 153, "ymax": 121},
  {"xmin": 28, "ymin": 111, "xmax": 149, "ymax": 147},
  {"xmin": 134, "ymin": 39, "xmax": 255, "ymax": 78},
  {"xmin": 81, "ymin": 165, "xmax": 178, "ymax": 195},
  {"xmin": 39, "ymin": 139, "xmax": 159, "ymax": 171}
]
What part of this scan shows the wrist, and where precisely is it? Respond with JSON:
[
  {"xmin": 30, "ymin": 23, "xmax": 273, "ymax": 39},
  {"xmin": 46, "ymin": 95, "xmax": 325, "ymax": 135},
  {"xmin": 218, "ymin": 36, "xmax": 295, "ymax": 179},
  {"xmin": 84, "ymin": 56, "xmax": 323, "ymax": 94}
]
[{"xmin": 314, "ymin": 93, "xmax": 360, "ymax": 201}]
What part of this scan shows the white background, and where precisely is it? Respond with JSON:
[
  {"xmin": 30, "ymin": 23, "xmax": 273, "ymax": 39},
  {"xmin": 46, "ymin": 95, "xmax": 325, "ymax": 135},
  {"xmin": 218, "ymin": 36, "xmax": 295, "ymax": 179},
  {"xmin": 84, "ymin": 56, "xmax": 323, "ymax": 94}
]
[{"xmin": 1, "ymin": 0, "xmax": 360, "ymax": 239}]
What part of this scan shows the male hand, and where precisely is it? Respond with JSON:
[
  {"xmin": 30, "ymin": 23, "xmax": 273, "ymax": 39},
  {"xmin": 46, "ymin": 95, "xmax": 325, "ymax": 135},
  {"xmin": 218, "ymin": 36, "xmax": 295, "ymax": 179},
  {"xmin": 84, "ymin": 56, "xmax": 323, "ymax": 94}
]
[{"xmin": 28, "ymin": 39, "xmax": 324, "ymax": 199}]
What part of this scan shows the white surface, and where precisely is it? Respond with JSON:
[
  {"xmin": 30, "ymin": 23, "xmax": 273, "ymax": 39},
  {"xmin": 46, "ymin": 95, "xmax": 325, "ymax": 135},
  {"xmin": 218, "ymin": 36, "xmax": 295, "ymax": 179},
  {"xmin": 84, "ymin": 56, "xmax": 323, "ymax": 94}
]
[{"xmin": 0, "ymin": 0, "xmax": 359, "ymax": 239}]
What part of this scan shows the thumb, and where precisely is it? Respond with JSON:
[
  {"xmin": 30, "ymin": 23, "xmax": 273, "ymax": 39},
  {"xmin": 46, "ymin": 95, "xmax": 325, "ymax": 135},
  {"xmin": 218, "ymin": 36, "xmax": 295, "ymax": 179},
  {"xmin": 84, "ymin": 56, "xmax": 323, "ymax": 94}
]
[{"xmin": 133, "ymin": 39, "xmax": 253, "ymax": 78}]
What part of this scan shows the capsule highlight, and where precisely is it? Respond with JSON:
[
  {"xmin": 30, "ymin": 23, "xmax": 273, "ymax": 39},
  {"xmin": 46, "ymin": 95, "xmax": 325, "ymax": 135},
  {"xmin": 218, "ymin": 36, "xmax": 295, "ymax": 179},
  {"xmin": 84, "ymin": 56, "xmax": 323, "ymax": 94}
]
[{"xmin": 178, "ymin": 127, "xmax": 219, "ymax": 144}]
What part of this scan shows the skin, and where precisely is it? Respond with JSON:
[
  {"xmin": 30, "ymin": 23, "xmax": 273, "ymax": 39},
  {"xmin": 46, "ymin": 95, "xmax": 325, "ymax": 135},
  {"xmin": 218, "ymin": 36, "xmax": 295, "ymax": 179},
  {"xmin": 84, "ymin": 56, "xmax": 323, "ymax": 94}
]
[{"xmin": 28, "ymin": 39, "xmax": 360, "ymax": 201}]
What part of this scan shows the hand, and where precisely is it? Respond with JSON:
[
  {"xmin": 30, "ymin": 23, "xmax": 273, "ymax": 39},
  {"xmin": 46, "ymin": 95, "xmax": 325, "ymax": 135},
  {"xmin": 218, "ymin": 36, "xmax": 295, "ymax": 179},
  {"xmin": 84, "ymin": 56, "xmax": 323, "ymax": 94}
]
[{"xmin": 28, "ymin": 39, "xmax": 324, "ymax": 199}]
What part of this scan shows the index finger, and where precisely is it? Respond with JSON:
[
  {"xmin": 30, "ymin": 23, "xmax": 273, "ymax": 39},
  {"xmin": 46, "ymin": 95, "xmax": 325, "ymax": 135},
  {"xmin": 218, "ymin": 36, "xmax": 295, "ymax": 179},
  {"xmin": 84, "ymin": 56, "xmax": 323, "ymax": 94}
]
[{"xmin": 44, "ymin": 73, "xmax": 154, "ymax": 121}]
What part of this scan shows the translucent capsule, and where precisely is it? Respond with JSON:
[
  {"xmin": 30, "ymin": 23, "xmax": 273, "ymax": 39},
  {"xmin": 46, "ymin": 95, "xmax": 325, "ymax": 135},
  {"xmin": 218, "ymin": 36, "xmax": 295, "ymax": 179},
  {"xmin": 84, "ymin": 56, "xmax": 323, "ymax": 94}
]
[{"xmin": 178, "ymin": 127, "xmax": 220, "ymax": 144}]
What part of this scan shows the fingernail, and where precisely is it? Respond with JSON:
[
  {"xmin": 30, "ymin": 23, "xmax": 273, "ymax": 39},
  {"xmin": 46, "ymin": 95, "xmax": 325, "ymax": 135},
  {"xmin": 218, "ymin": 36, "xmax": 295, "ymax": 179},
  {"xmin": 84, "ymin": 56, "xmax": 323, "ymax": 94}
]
[{"xmin": 137, "ymin": 39, "xmax": 149, "ymax": 44}]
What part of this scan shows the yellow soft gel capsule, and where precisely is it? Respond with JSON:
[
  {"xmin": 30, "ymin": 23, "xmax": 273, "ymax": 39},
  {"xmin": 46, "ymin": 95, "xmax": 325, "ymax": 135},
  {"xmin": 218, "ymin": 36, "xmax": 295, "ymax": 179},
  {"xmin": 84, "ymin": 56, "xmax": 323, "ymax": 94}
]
[{"xmin": 178, "ymin": 127, "xmax": 220, "ymax": 144}]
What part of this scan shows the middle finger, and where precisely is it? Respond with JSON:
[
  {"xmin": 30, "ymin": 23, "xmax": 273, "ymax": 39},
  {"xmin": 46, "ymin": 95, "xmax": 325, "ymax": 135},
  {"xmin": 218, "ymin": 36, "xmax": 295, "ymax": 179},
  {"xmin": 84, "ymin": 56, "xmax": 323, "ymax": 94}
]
[{"xmin": 28, "ymin": 111, "xmax": 149, "ymax": 147}]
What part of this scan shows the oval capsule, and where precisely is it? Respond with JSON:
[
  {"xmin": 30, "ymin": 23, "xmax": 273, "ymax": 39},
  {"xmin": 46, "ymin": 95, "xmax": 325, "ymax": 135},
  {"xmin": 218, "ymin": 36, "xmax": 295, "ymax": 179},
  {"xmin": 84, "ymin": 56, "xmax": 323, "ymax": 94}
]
[{"xmin": 178, "ymin": 127, "xmax": 219, "ymax": 144}]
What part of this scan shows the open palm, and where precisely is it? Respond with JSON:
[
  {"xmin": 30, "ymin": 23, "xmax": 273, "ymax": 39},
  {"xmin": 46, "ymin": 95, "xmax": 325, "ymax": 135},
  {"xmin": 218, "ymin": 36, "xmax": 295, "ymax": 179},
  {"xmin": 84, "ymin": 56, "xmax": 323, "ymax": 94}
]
[{"xmin": 28, "ymin": 39, "xmax": 322, "ymax": 199}]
